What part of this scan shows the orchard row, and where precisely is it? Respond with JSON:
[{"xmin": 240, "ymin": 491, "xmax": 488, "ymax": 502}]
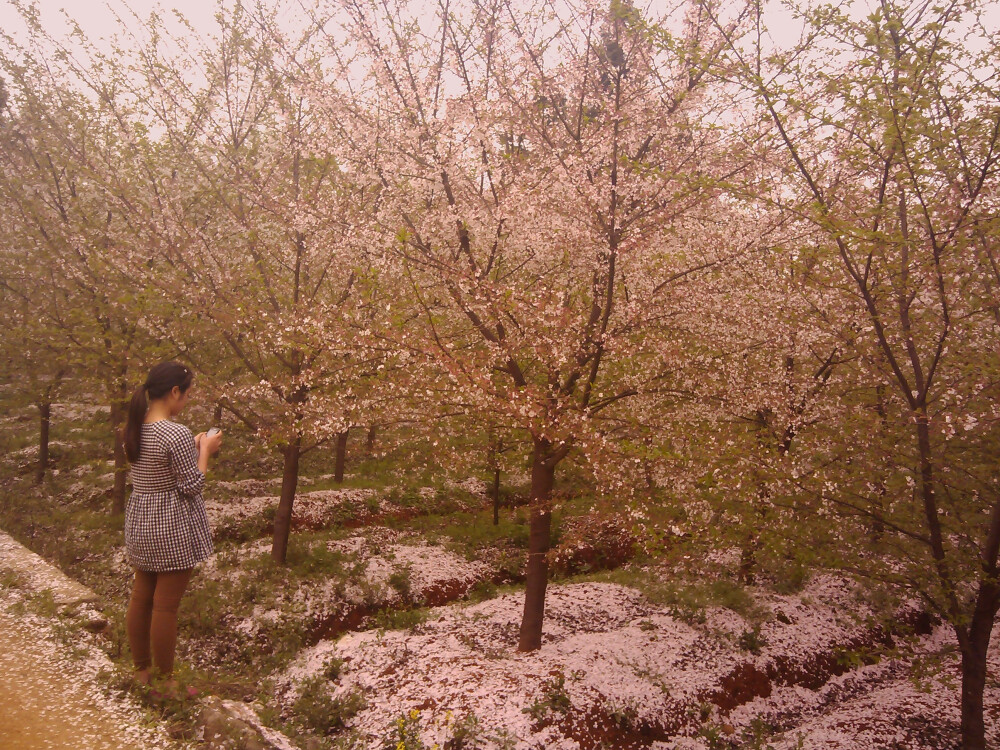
[{"xmin": 1, "ymin": 2, "xmax": 998, "ymax": 745}]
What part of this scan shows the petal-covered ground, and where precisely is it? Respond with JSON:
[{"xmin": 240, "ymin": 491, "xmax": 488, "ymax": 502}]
[
  {"xmin": 279, "ymin": 578, "xmax": 1000, "ymax": 749},
  {"xmin": 0, "ymin": 588, "xmax": 180, "ymax": 750}
]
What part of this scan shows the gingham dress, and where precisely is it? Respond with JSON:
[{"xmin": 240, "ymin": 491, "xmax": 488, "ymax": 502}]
[{"xmin": 124, "ymin": 420, "xmax": 213, "ymax": 571}]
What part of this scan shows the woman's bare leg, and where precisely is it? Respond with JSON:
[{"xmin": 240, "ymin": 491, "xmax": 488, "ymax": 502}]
[
  {"xmin": 149, "ymin": 568, "xmax": 193, "ymax": 689},
  {"xmin": 126, "ymin": 569, "xmax": 157, "ymax": 682}
]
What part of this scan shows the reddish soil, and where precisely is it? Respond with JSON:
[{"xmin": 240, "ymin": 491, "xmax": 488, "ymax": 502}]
[{"xmin": 308, "ymin": 571, "xmax": 497, "ymax": 644}]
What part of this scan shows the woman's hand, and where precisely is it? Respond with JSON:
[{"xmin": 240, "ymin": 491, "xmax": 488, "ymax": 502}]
[{"xmin": 200, "ymin": 430, "xmax": 223, "ymax": 457}]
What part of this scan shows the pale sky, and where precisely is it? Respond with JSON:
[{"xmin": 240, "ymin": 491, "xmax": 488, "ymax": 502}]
[
  {"xmin": 2, "ymin": 0, "xmax": 228, "ymax": 44},
  {"xmin": 1, "ymin": 0, "xmax": 810, "ymax": 50},
  {"xmin": 1, "ymin": 0, "xmax": 996, "ymax": 63}
]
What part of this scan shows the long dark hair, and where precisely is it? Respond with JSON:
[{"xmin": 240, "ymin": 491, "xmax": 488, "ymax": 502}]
[{"xmin": 124, "ymin": 361, "xmax": 194, "ymax": 463}]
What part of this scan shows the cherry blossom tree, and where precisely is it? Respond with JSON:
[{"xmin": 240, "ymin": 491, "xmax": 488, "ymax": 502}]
[
  {"xmin": 711, "ymin": 1, "xmax": 1000, "ymax": 744},
  {"xmin": 0, "ymin": 25, "xmax": 167, "ymax": 511},
  {"xmin": 109, "ymin": 4, "xmax": 387, "ymax": 562},
  {"xmin": 0, "ymin": 208, "xmax": 73, "ymax": 484},
  {"xmin": 306, "ymin": 0, "xmax": 747, "ymax": 650}
]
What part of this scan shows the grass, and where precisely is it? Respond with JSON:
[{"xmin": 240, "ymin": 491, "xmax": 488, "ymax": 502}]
[
  {"xmin": 373, "ymin": 605, "xmax": 429, "ymax": 631},
  {"xmin": 564, "ymin": 565, "xmax": 769, "ymax": 625},
  {"xmin": 399, "ymin": 506, "xmax": 531, "ymax": 554},
  {"xmin": 0, "ymin": 567, "xmax": 29, "ymax": 590}
]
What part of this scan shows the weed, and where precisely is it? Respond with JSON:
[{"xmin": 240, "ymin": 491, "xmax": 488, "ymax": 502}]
[
  {"xmin": 179, "ymin": 578, "xmax": 228, "ymax": 639},
  {"xmin": 494, "ymin": 551, "xmax": 524, "ymax": 582},
  {"xmin": 695, "ymin": 721, "xmax": 733, "ymax": 750},
  {"xmin": 31, "ymin": 589, "xmax": 60, "ymax": 618},
  {"xmin": 467, "ymin": 580, "xmax": 497, "ymax": 602},
  {"xmin": 0, "ymin": 567, "xmax": 28, "ymax": 589},
  {"xmin": 388, "ymin": 568, "xmax": 413, "ymax": 601},
  {"xmin": 569, "ymin": 571, "xmax": 765, "ymax": 626},
  {"xmin": 293, "ymin": 677, "xmax": 366, "ymax": 735},
  {"xmin": 381, "ymin": 709, "xmax": 427, "ymax": 750},
  {"xmin": 607, "ymin": 701, "xmax": 639, "ymax": 732},
  {"xmin": 324, "ymin": 656, "xmax": 345, "ymax": 681},
  {"xmin": 373, "ymin": 607, "xmax": 428, "ymax": 631},
  {"xmin": 738, "ymin": 625, "xmax": 767, "ymax": 655},
  {"xmin": 445, "ymin": 712, "xmax": 488, "ymax": 749},
  {"xmin": 524, "ymin": 673, "xmax": 571, "ymax": 723},
  {"xmin": 740, "ymin": 716, "xmax": 779, "ymax": 748},
  {"xmin": 286, "ymin": 543, "xmax": 347, "ymax": 579}
]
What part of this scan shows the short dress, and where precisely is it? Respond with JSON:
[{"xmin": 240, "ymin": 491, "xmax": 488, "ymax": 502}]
[{"xmin": 124, "ymin": 420, "xmax": 213, "ymax": 571}]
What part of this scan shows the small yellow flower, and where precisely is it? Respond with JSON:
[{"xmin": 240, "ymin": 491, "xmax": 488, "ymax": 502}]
[
  {"xmin": 396, "ymin": 743, "xmax": 405, "ymax": 750},
  {"xmin": 409, "ymin": 708, "xmax": 420, "ymax": 720}
]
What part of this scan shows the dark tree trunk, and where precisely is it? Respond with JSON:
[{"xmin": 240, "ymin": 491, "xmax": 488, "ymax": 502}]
[
  {"xmin": 488, "ymin": 434, "xmax": 502, "ymax": 526},
  {"xmin": 272, "ymin": 437, "xmax": 301, "ymax": 564},
  {"xmin": 492, "ymin": 467, "xmax": 501, "ymax": 526},
  {"xmin": 517, "ymin": 440, "xmax": 556, "ymax": 652},
  {"xmin": 740, "ymin": 412, "xmax": 774, "ymax": 585},
  {"xmin": 35, "ymin": 400, "xmax": 51, "ymax": 485},
  {"xmin": 959, "ymin": 583, "xmax": 999, "ymax": 749},
  {"xmin": 213, "ymin": 402, "xmax": 223, "ymax": 424},
  {"xmin": 365, "ymin": 425, "xmax": 377, "ymax": 457},
  {"xmin": 910, "ymin": 407, "xmax": 996, "ymax": 749},
  {"xmin": 274, "ymin": 339, "xmax": 305, "ymax": 563},
  {"xmin": 111, "ymin": 399, "xmax": 128, "ymax": 515},
  {"xmin": 869, "ymin": 384, "xmax": 889, "ymax": 541},
  {"xmin": 334, "ymin": 430, "xmax": 348, "ymax": 484},
  {"xmin": 739, "ymin": 542, "xmax": 757, "ymax": 586}
]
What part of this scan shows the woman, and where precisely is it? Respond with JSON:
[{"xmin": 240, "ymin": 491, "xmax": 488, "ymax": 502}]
[{"xmin": 122, "ymin": 361, "xmax": 222, "ymax": 698}]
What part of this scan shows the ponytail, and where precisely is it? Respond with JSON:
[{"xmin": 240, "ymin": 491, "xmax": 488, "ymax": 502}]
[
  {"xmin": 123, "ymin": 361, "xmax": 194, "ymax": 463},
  {"xmin": 123, "ymin": 385, "xmax": 148, "ymax": 463}
]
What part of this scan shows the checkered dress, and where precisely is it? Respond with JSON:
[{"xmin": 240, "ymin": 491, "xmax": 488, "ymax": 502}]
[{"xmin": 124, "ymin": 420, "xmax": 213, "ymax": 572}]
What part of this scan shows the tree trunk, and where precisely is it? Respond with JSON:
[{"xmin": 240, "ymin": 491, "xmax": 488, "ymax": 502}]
[
  {"xmin": 517, "ymin": 440, "xmax": 556, "ymax": 652},
  {"xmin": 365, "ymin": 425, "xmax": 377, "ymax": 457},
  {"xmin": 488, "ymin": 434, "xmax": 501, "ymax": 526},
  {"xmin": 911, "ymin": 407, "xmax": 993, "ymax": 747},
  {"xmin": 738, "ymin": 542, "xmax": 757, "ymax": 586},
  {"xmin": 959, "ymin": 583, "xmax": 999, "ymax": 749},
  {"xmin": 35, "ymin": 400, "xmax": 51, "ymax": 485},
  {"xmin": 334, "ymin": 430, "xmax": 348, "ymax": 484},
  {"xmin": 493, "ymin": 467, "xmax": 501, "ymax": 526},
  {"xmin": 869, "ymin": 385, "xmax": 889, "ymax": 541},
  {"xmin": 272, "ymin": 437, "xmax": 301, "ymax": 564},
  {"xmin": 111, "ymin": 400, "xmax": 128, "ymax": 515},
  {"xmin": 213, "ymin": 402, "xmax": 223, "ymax": 424}
]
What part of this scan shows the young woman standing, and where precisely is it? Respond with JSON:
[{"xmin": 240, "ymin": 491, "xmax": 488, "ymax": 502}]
[{"xmin": 121, "ymin": 361, "xmax": 222, "ymax": 697}]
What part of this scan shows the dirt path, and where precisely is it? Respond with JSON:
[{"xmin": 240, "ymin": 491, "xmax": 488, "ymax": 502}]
[{"xmin": 0, "ymin": 602, "xmax": 177, "ymax": 750}]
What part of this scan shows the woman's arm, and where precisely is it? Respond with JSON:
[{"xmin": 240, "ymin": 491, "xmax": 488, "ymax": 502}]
[{"xmin": 168, "ymin": 431, "xmax": 206, "ymax": 499}]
